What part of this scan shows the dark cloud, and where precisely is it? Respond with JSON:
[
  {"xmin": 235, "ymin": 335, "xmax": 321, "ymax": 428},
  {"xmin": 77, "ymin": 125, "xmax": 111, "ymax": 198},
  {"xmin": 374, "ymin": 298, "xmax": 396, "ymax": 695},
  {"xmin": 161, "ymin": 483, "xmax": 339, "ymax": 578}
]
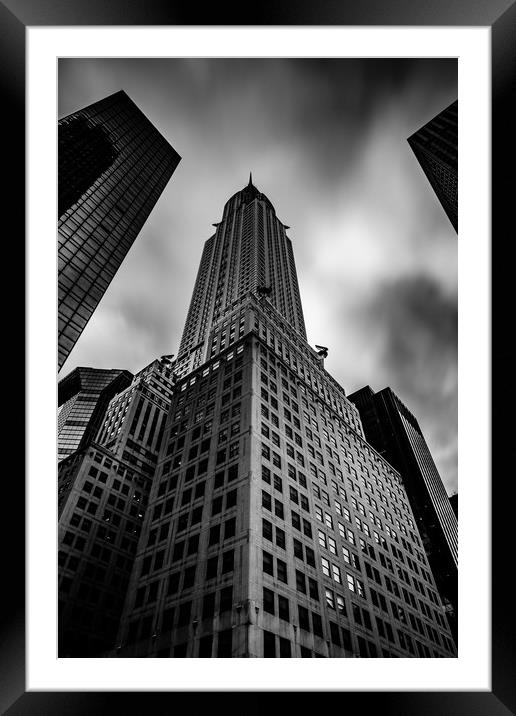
[
  {"xmin": 351, "ymin": 275, "xmax": 458, "ymax": 493},
  {"xmin": 58, "ymin": 58, "xmax": 457, "ymax": 492}
]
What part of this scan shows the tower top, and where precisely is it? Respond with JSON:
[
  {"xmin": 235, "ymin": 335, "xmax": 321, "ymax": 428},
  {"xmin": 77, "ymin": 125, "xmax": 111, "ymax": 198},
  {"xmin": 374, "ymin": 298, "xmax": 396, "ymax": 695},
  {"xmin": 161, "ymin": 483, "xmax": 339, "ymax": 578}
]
[{"xmin": 248, "ymin": 171, "xmax": 253, "ymax": 186}]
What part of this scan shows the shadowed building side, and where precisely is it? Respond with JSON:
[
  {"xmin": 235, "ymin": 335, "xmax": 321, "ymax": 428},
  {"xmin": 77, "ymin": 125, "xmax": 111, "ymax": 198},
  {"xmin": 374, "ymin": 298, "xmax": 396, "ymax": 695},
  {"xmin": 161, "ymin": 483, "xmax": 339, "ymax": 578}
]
[{"xmin": 407, "ymin": 99, "xmax": 457, "ymax": 233}]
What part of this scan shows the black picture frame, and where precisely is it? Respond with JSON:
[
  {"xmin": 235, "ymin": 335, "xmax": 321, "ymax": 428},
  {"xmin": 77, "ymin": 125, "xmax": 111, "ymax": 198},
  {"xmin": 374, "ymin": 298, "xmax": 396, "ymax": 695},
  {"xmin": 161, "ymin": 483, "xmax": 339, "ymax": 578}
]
[{"xmin": 7, "ymin": 0, "xmax": 513, "ymax": 712}]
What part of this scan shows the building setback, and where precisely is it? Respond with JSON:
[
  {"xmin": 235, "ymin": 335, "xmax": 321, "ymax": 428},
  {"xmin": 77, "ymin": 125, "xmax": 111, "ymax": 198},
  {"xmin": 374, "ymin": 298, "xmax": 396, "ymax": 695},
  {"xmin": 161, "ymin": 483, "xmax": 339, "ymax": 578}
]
[
  {"xmin": 407, "ymin": 99, "xmax": 458, "ymax": 233},
  {"xmin": 347, "ymin": 385, "xmax": 458, "ymax": 641},
  {"xmin": 58, "ymin": 367, "xmax": 133, "ymax": 463},
  {"xmin": 112, "ymin": 180, "xmax": 456, "ymax": 658},
  {"xmin": 58, "ymin": 89, "xmax": 181, "ymax": 372},
  {"xmin": 58, "ymin": 360, "xmax": 175, "ymax": 656}
]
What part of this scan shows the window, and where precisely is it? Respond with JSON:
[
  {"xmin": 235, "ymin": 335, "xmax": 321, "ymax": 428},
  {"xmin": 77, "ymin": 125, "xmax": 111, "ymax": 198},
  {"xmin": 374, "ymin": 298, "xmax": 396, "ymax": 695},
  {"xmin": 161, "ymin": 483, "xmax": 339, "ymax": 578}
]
[
  {"xmin": 298, "ymin": 605, "xmax": 310, "ymax": 631},
  {"xmin": 325, "ymin": 588, "xmax": 335, "ymax": 609},
  {"xmin": 277, "ymin": 559, "xmax": 288, "ymax": 584},
  {"xmin": 172, "ymin": 541, "xmax": 185, "ymax": 562},
  {"xmin": 263, "ymin": 630, "xmax": 276, "ymax": 657},
  {"xmin": 274, "ymin": 500, "xmax": 284, "ymax": 519},
  {"xmin": 308, "ymin": 578, "xmax": 319, "ymax": 601},
  {"xmin": 263, "ymin": 587, "xmax": 275, "ymax": 615},
  {"xmin": 312, "ymin": 612, "xmax": 324, "ymax": 637},
  {"xmin": 199, "ymin": 634, "xmax": 213, "ymax": 657},
  {"xmin": 262, "ymin": 490, "xmax": 272, "ymax": 511},
  {"xmin": 330, "ymin": 621, "xmax": 341, "ymax": 646},
  {"xmin": 206, "ymin": 556, "xmax": 218, "ymax": 580},
  {"xmin": 183, "ymin": 565, "xmax": 196, "ymax": 589},
  {"xmin": 209, "ymin": 524, "xmax": 221, "ymax": 546},
  {"xmin": 263, "ymin": 550, "xmax": 274, "ymax": 576},
  {"xmin": 177, "ymin": 601, "xmax": 191, "ymax": 627},
  {"xmin": 305, "ymin": 546, "xmax": 316, "ymax": 567},
  {"xmin": 221, "ymin": 550, "xmax": 234, "ymax": 574},
  {"xmin": 202, "ymin": 592, "xmax": 216, "ymax": 620},
  {"xmin": 321, "ymin": 557, "xmax": 331, "ymax": 577},
  {"xmin": 167, "ymin": 572, "xmax": 180, "ymax": 595},
  {"xmin": 224, "ymin": 517, "xmax": 236, "ymax": 539},
  {"xmin": 219, "ymin": 585, "xmax": 233, "ymax": 613},
  {"xmin": 217, "ymin": 629, "xmax": 232, "ymax": 657},
  {"xmin": 278, "ymin": 595, "xmax": 290, "ymax": 622},
  {"xmin": 303, "ymin": 519, "xmax": 312, "ymax": 538},
  {"xmin": 274, "ymin": 475, "xmax": 283, "ymax": 493},
  {"xmin": 295, "ymin": 570, "xmax": 306, "ymax": 593},
  {"xmin": 293, "ymin": 538, "xmax": 303, "ymax": 560},
  {"xmin": 262, "ymin": 519, "xmax": 273, "ymax": 541},
  {"xmin": 332, "ymin": 564, "xmax": 342, "ymax": 584},
  {"xmin": 279, "ymin": 637, "xmax": 291, "ymax": 658},
  {"xmin": 212, "ymin": 496, "xmax": 223, "ymax": 515},
  {"xmin": 187, "ymin": 533, "xmax": 199, "ymax": 555},
  {"xmin": 226, "ymin": 489, "xmax": 237, "ymax": 509}
]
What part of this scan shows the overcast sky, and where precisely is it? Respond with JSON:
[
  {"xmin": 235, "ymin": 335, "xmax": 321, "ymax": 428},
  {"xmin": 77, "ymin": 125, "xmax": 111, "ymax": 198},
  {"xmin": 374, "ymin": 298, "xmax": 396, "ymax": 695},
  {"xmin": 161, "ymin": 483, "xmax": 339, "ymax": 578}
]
[{"xmin": 58, "ymin": 58, "xmax": 457, "ymax": 495}]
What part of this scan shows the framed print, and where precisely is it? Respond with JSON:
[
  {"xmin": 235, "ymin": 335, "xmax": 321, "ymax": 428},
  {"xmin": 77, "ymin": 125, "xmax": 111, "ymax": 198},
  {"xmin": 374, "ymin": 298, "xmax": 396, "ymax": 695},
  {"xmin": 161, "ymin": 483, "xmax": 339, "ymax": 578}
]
[{"xmin": 5, "ymin": 0, "xmax": 513, "ymax": 712}]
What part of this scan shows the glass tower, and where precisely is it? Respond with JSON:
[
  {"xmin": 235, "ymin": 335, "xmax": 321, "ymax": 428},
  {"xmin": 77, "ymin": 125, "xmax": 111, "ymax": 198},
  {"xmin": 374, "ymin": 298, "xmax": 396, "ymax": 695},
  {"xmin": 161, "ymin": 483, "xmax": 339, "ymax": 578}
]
[
  {"xmin": 58, "ymin": 367, "xmax": 133, "ymax": 463},
  {"xmin": 407, "ymin": 99, "xmax": 458, "ymax": 233},
  {"xmin": 114, "ymin": 180, "xmax": 457, "ymax": 658},
  {"xmin": 58, "ymin": 90, "xmax": 181, "ymax": 372}
]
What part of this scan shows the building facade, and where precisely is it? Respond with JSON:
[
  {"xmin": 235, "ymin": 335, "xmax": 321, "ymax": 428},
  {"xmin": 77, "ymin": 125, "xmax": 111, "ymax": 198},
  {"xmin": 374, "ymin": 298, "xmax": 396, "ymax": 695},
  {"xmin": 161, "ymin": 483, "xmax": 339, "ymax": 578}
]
[
  {"xmin": 347, "ymin": 385, "xmax": 458, "ymax": 640},
  {"xmin": 113, "ymin": 180, "xmax": 457, "ymax": 658},
  {"xmin": 58, "ymin": 367, "xmax": 133, "ymax": 463},
  {"xmin": 58, "ymin": 90, "xmax": 181, "ymax": 372},
  {"xmin": 58, "ymin": 360, "xmax": 176, "ymax": 656},
  {"xmin": 407, "ymin": 99, "xmax": 458, "ymax": 233}
]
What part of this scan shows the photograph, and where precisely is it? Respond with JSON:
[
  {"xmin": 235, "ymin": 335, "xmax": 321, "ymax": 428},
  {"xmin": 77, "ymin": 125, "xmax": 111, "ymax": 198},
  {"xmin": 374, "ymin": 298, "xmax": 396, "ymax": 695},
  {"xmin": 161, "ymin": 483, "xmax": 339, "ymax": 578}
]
[{"xmin": 57, "ymin": 57, "xmax": 459, "ymax": 660}]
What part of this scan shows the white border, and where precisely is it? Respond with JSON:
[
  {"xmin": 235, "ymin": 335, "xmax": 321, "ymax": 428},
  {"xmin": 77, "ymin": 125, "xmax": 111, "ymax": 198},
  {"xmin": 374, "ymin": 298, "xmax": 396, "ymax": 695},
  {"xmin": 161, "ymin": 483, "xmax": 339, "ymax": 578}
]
[{"xmin": 27, "ymin": 26, "xmax": 490, "ymax": 691}]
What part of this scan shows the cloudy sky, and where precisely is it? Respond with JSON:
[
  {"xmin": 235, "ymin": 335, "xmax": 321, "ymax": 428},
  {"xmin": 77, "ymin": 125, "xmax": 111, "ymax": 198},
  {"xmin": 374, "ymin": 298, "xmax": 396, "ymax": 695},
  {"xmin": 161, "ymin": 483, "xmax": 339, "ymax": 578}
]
[{"xmin": 58, "ymin": 58, "xmax": 457, "ymax": 494}]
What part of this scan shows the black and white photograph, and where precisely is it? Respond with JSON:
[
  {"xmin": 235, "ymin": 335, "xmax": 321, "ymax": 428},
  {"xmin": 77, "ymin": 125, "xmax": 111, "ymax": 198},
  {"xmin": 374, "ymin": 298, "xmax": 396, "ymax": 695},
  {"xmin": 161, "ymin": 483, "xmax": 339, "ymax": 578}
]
[{"xmin": 56, "ymin": 56, "xmax": 459, "ymax": 661}]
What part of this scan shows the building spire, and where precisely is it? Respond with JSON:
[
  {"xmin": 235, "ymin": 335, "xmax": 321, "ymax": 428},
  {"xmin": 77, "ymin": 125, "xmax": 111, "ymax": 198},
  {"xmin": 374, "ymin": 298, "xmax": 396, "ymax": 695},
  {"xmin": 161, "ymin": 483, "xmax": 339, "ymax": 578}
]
[{"xmin": 248, "ymin": 171, "xmax": 253, "ymax": 186}]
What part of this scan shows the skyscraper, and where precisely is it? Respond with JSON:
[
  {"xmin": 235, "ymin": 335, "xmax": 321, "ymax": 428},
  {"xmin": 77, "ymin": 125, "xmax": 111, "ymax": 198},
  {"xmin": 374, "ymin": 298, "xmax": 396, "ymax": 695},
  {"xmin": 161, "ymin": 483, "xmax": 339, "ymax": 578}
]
[
  {"xmin": 407, "ymin": 99, "xmax": 458, "ymax": 233},
  {"xmin": 347, "ymin": 385, "xmax": 458, "ymax": 639},
  {"xmin": 113, "ymin": 179, "xmax": 457, "ymax": 658},
  {"xmin": 58, "ymin": 359, "xmax": 176, "ymax": 656},
  {"xmin": 174, "ymin": 174, "xmax": 306, "ymax": 380},
  {"xmin": 58, "ymin": 367, "xmax": 133, "ymax": 463},
  {"xmin": 58, "ymin": 90, "xmax": 181, "ymax": 372}
]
